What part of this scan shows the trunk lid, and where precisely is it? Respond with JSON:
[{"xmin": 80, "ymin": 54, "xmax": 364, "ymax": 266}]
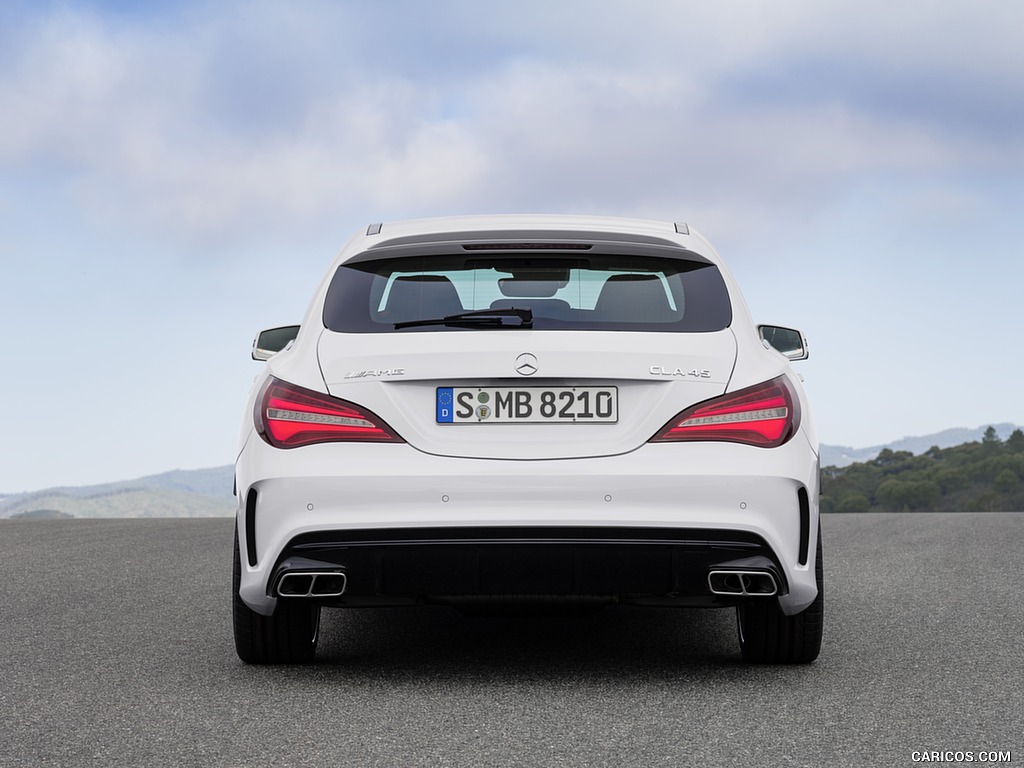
[{"xmin": 318, "ymin": 330, "xmax": 736, "ymax": 459}]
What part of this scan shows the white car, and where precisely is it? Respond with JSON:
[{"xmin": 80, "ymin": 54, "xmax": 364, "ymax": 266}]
[{"xmin": 232, "ymin": 215, "xmax": 823, "ymax": 664}]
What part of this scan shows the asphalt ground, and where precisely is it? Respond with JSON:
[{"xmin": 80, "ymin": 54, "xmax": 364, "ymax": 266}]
[{"xmin": 1, "ymin": 513, "xmax": 1021, "ymax": 767}]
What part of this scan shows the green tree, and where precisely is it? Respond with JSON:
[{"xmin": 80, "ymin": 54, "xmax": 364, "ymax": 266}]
[
  {"xmin": 994, "ymin": 468, "xmax": 1019, "ymax": 495},
  {"xmin": 932, "ymin": 467, "xmax": 968, "ymax": 493},
  {"xmin": 876, "ymin": 478, "xmax": 940, "ymax": 511},
  {"xmin": 872, "ymin": 448, "xmax": 914, "ymax": 470},
  {"xmin": 1007, "ymin": 429, "xmax": 1024, "ymax": 453},
  {"xmin": 835, "ymin": 493, "xmax": 871, "ymax": 513},
  {"xmin": 969, "ymin": 492, "xmax": 1002, "ymax": 512},
  {"xmin": 982, "ymin": 425, "xmax": 1001, "ymax": 456},
  {"xmin": 821, "ymin": 427, "xmax": 1024, "ymax": 513}
]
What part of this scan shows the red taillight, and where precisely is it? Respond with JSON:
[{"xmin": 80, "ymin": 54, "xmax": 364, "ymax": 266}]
[
  {"xmin": 255, "ymin": 377, "xmax": 404, "ymax": 448},
  {"xmin": 650, "ymin": 376, "xmax": 800, "ymax": 448}
]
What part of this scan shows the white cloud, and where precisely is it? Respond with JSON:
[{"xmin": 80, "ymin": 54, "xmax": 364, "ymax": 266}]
[{"xmin": 3, "ymin": 1, "xmax": 1023, "ymax": 246}]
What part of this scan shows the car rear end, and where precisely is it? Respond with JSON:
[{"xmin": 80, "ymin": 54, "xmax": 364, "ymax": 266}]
[{"xmin": 233, "ymin": 215, "xmax": 822, "ymax": 664}]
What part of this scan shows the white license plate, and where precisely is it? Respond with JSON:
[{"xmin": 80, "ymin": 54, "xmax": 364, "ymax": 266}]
[{"xmin": 436, "ymin": 387, "xmax": 618, "ymax": 423}]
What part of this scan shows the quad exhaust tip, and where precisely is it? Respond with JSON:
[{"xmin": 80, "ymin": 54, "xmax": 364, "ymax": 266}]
[
  {"xmin": 277, "ymin": 571, "xmax": 347, "ymax": 598},
  {"xmin": 708, "ymin": 570, "xmax": 778, "ymax": 597}
]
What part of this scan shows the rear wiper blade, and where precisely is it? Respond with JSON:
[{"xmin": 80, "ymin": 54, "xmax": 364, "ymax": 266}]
[{"xmin": 394, "ymin": 307, "xmax": 533, "ymax": 330}]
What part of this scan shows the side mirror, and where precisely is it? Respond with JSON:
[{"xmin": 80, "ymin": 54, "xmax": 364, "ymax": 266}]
[
  {"xmin": 758, "ymin": 325, "xmax": 808, "ymax": 361},
  {"xmin": 252, "ymin": 325, "xmax": 300, "ymax": 361}
]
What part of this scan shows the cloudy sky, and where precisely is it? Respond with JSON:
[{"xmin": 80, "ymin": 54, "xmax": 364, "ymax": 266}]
[{"xmin": 2, "ymin": 0, "xmax": 1023, "ymax": 492}]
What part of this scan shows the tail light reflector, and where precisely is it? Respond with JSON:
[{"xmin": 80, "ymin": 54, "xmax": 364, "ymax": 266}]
[
  {"xmin": 651, "ymin": 376, "xmax": 800, "ymax": 448},
  {"xmin": 256, "ymin": 377, "xmax": 404, "ymax": 448}
]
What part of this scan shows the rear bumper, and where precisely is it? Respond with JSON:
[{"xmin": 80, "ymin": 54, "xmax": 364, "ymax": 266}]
[
  {"xmin": 235, "ymin": 435, "xmax": 819, "ymax": 617},
  {"xmin": 266, "ymin": 526, "xmax": 787, "ymax": 609}
]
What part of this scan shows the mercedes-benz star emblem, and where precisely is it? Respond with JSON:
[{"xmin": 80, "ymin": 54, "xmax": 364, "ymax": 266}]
[{"xmin": 515, "ymin": 353, "xmax": 538, "ymax": 376}]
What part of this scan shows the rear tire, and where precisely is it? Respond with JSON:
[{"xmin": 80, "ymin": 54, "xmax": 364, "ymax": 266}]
[
  {"xmin": 233, "ymin": 525, "xmax": 320, "ymax": 664},
  {"xmin": 737, "ymin": 527, "xmax": 824, "ymax": 664}
]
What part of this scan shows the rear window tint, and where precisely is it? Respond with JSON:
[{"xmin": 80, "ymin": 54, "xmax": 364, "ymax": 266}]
[{"xmin": 323, "ymin": 254, "xmax": 731, "ymax": 332}]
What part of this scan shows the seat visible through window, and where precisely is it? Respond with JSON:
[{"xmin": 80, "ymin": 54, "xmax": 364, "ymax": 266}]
[
  {"xmin": 594, "ymin": 274, "xmax": 676, "ymax": 322},
  {"xmin": 381, "ymin": 275, "xmax": 464, "ymax": 325}
]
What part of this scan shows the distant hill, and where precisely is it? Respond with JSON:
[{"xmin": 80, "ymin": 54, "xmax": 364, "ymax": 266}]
[
  {"xmin": 3, "ymin": 423, "xmax": 1021, "ymax": 517},
  {"xmin": 0, "ymin": 466, "xmax": 235, "ymax": 519},
  {"xmin": 820, "ymin": 423, "xmax": 1020, "ymax": 468},
  {"xmin": 821, "ymin": 425, "xmax": 1024, "ymax": 512}
]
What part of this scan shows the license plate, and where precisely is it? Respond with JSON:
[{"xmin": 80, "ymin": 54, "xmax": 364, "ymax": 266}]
[{"xmin": 436, "ymin": 387, "xmax": 618, "ymax": 423}]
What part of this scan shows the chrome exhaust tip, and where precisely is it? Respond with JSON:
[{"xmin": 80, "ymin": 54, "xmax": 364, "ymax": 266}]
[
  {"xmin": 277, "ymin": 571, "xmax": 347, "ymax": 598},
  {"xmin": 708, "ymin": 570, "xmax": 778, "ymax": 597}
]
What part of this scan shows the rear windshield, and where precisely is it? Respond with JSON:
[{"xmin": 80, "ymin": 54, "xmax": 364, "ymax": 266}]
[{"xmin": 322, "ymin": 254, "xmax": 732, "ymax": 333}]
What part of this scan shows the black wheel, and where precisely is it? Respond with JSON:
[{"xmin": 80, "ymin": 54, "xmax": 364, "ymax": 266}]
[
  {"xmin": 737, "ymin": 527, "xmax": 824, "ymax": 664},
  {"xmin": 232, "ymin": 525, "xmax": 320, "ymax": 664}
]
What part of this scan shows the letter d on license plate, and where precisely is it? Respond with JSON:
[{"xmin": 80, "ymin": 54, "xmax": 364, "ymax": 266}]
[{"xmin": 436, "ymin": 387, "xmax": 617, "ymax": 423}]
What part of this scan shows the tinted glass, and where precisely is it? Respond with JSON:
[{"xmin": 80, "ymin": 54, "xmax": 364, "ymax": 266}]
[{"xmin": 323, "ymin": 254, "xmax": 731, "ymax": 333}]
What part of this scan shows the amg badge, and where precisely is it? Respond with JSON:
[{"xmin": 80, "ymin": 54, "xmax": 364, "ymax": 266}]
[{"xmin": 344, "ymin": 368, "xmax": 406, "ymax": 379}]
